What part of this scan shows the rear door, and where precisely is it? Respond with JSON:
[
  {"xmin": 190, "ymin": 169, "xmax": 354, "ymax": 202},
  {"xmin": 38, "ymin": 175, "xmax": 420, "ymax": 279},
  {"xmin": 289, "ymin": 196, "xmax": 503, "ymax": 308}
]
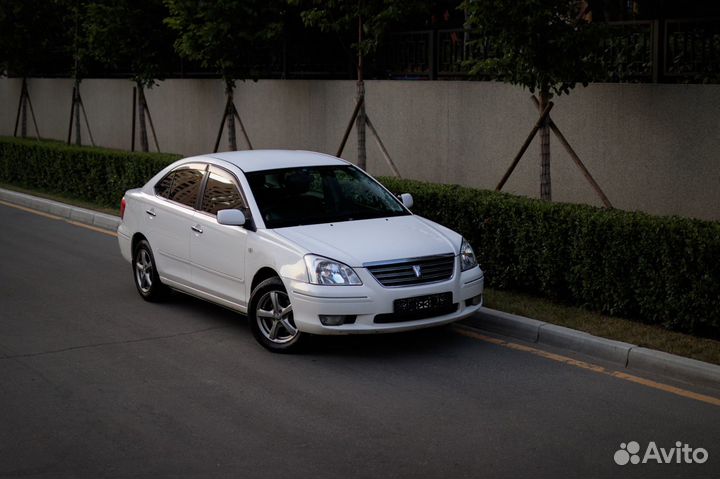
[
  {"xmin": 144, "ymin": 163, "xmax": 207, "ymax": 284},
  {"xmin": 190, "ymin": 165, "xmax": 250, "ymax": 306}
]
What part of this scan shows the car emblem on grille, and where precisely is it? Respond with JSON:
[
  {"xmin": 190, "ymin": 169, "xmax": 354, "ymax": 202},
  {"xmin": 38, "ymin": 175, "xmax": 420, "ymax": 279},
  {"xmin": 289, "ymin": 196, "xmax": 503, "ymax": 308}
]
[{"xmin": 412, "ymin": 265, "xmax": 422, "ymax": 277}]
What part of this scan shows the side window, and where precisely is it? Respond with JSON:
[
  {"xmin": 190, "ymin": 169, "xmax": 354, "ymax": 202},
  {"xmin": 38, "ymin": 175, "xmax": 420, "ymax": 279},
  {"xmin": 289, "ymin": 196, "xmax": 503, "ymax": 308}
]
[
  {"xmin": 154, "ymin": 172, "xmax": 174, "ymax": 198},
  {"xmin": 167, "ymin": 167, "xmax": 205, "ymax": 208},
  {"xmin": 200, "ymin": 169, "xmax": 246, "ymax": 216}
]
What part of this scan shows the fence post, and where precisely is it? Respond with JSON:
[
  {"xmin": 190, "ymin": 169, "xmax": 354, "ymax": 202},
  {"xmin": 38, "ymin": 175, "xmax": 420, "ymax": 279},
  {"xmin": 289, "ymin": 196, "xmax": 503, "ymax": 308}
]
[
  {"xmin": 429, "ymin": 30, "xmax": 437, "ymax": 81},
  {"xmin": 651, "ymin": 19, "xmax": 666, "ymax": 83}
]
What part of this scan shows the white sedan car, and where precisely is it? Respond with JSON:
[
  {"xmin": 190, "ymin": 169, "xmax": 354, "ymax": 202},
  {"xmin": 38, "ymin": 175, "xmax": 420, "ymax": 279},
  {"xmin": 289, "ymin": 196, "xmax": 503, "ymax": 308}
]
[{"xmin": 118, "ymin": 150, "xmax": 484, "ymax": 352}]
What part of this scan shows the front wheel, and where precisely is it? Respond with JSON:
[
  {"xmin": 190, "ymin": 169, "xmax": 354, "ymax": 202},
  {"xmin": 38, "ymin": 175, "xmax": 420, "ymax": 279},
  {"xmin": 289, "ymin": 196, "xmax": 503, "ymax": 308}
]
[{"xmin": 248, "ymin": 277, "xmax": 304, "ymax": 352}]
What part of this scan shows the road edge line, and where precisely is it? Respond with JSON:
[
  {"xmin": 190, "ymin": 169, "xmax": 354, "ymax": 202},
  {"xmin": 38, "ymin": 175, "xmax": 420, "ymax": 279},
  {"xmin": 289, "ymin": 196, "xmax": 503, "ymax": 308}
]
[{"xmin": 462, "ymin": 308, "xmax": 720, "ymax": 389}]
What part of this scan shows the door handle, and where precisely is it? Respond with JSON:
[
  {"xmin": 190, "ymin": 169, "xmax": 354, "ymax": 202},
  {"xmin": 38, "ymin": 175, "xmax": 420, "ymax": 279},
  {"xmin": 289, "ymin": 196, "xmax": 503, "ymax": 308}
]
[
  {"xmin": 146, "ymin": 209, "xmax": 156, "ymax": 217},
  {"xmin": 191, "ymin": 225, "xmax": 203, "ymax": 234}
]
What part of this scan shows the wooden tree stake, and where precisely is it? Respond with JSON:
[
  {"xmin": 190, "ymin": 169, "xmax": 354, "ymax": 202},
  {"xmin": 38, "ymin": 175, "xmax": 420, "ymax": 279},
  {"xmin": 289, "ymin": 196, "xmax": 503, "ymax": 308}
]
[
  {"xmin": 365, "ymin": 115, "xmax": 401, "ymax": 177},
  {"xmin": 142, "ymin": 93, "xmax": 161, "ymax": 152},
  {"xmin": 530, "ymin": 96, "xmax": 612, "ymax": 208},
  {"xmin": 336, "ymin": 96, "xmax": 365, "ymax": 157},
  {"xmin": 26, "ymin": 85, "xmax": 40, "ymax": 140},
  {"xmin": 67, "ymin": 86, "xmax": 76, "ymax": 145},
  {"xmin": 14, "ymin": 79, "xmax": 40, "ymax": 140},
  {"xmin": 13, "ymin": 80, "xmax": 24, "ymax": 137},
  {"xmin": 213, "ymin": 96, "xmax": 230, "ymax": 153},
  {"xmin": 496, "ymin": 102, "xmax": 554, "ymax": 191},
  {"xmin": 232, "ymin": 103, "xmax": 253, "ymax": 150},
  {"xmin": 78, "ymin": 93, "xmax": 96, "ymax": 147},
  {"xmin": 131, "ymin": 87, "xmax": 137, "ymax": 151}
]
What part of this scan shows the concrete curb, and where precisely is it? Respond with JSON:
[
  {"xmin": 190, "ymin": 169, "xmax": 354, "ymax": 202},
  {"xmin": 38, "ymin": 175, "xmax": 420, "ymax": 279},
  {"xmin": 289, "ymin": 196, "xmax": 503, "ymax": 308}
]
[
  {"xmin": 465, "ymin": 308, "xmax": 720, "ymax": 388},
  {"xmin": 2, "ymin": 188, "xmax": 719, "ymax": 388},
  {"xmin": 0, "ymin": 188, "xmax": 120, "ymax": 232},
  {"xmin": 538, "ymin": 324, "xmax": 635, "ymax": 366}
]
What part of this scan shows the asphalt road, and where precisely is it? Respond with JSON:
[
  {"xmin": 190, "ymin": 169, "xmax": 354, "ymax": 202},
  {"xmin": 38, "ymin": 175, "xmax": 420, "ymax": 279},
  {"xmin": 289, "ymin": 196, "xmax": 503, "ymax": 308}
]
[{"xmin": 1, "ymin": 202, "xmax": 719, "ymax": 478}]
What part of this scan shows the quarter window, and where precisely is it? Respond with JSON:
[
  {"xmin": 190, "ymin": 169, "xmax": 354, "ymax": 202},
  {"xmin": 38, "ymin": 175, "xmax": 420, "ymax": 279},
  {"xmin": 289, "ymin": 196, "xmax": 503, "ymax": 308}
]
[
  {"xmin": 200, "ymin": 169, "xmax": 246, "ymax": 216},
  {"xmin": 167, "ymin": 167, "xmax": 205, "ymax": 208},
  {"xmin": 154, "ymin": 172, "xmax": 174, "ymax": 198}
]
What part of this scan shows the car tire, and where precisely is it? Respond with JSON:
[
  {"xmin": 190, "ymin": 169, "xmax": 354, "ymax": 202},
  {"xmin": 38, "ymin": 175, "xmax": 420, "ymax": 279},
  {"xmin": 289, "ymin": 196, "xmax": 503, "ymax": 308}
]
[
  {"xmin": 248, "ymin": 277, "xmax": 304, "ymax": 353},
  {"xmin": 132, "ymin": 239, "xmax": 168, "ymax": 302}
]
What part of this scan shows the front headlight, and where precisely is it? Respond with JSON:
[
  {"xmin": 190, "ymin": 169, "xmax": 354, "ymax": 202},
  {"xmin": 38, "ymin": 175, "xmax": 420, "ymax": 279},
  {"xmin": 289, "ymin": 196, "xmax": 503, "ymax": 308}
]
[
  {"xmin": 460, "ymin": 238, "xmax": 478, "ymax": 271},
  {"xmin": 304, "ymin": 254, "xmax": 363, "ymax": 286}
]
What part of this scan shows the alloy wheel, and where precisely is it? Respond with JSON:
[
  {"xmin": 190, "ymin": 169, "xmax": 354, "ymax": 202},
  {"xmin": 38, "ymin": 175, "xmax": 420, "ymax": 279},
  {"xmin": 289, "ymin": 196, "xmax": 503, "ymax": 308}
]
[
  {"xmin": 135, "ymin": 248, "xmax": 153, "ymax": 294},
  {"xmin": 255, "ymin": 290, "xmax": 298, "ymax": 344}
]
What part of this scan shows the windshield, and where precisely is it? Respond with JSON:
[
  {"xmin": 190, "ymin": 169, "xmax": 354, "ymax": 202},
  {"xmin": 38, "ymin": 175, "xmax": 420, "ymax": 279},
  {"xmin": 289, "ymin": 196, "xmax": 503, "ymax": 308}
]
[{"xmin": 245, "ymin": 165, "xmax": 410, "ymax": 228}]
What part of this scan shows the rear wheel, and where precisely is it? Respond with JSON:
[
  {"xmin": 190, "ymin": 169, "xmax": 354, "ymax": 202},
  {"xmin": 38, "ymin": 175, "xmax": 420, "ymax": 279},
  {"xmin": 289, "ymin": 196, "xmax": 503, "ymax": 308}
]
[
  {"xmin": 248, "ymin": 277, "xmax": 304, "ymax": 352},
  {"xmin": 132, "ymin": 239, "xmax": 168, "ymax": 301}
]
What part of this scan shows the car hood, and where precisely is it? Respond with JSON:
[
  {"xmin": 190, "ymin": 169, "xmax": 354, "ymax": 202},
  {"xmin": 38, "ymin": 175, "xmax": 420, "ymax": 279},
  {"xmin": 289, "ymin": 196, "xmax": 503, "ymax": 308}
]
[{"xmin": 274, "ymin": 215, "xmax": 460, "ymax": 267}]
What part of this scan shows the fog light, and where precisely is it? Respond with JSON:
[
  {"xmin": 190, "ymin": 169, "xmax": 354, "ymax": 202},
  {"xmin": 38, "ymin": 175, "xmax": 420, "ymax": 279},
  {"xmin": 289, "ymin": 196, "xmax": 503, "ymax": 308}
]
[
  {"xmin": 319, "ymin": 315, "xmax": 356, "ymax": 326},
  {"xmin": 465, "ymin": 294, "xmax": 483, "ymax": 307}
]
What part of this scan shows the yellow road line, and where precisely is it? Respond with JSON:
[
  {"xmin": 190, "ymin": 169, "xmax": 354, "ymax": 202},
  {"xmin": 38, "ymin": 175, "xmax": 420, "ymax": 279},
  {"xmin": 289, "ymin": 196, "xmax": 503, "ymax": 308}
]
[
  {"xmin": 0, "ymin": 200, "xmax": 63, "ymax": 220},
  {"xmin": 66, "ymin": 220, "xmax": 118, "ymax": 237},
  {"xmin": 452, "ymin": 324, "xmax": 720, "ymax": 408},
  {"xmin": 0, "ymin": 200, "xmax": 118, "ymax": 237}
]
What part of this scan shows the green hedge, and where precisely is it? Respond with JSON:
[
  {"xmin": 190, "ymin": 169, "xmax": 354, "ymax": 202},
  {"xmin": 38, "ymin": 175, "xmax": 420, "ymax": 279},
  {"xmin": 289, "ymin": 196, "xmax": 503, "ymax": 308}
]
[
  {"xmin": 379, "ymin": 177, "xmax": 720, "ymax": 338},
  {"xmin": 1, "ymin": 137, "xmax": 717, "ymax": 337},
  {"xmin": 0, "ymin": 137, "xmax": 180, "ymax": 208}
]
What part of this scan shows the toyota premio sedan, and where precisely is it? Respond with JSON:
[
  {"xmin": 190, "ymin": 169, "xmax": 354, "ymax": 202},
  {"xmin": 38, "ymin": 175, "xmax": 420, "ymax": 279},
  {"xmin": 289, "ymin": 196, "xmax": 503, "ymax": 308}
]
[{"xmin": 118, "ymin": 150, "xmax": 484, "ymax": 352}]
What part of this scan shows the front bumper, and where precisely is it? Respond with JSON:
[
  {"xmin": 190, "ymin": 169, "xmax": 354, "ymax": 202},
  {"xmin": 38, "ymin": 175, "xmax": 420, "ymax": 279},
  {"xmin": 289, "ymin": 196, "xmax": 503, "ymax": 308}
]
[{"xmin": 284, "ymin": 262, "xmax": 484, "ymax": 335}]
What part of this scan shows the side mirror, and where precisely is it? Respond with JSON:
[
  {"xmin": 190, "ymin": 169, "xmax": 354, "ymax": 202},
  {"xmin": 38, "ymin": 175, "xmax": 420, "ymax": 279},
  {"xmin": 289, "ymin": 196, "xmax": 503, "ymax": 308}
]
[
  {"xmin": 399, "ymin": 193, "xmax": 413, "ymax": 209},
  {"xmin": 217, "ymin": 209, "xmax": 246, "ymax": 226}
]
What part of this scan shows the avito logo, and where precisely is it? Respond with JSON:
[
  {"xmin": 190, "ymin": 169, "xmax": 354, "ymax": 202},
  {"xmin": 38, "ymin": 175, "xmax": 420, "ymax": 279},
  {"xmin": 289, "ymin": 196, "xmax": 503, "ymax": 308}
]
[{"xmin": 614, "ymin": 441, "xmax": 709, "ymax": 465}]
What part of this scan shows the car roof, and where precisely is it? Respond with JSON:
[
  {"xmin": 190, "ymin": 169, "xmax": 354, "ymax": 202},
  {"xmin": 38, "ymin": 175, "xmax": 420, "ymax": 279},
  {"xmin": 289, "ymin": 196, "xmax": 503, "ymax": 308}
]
[{"xmin": 199, "ymin": 149, "xmax": 348, "ymax": 173}]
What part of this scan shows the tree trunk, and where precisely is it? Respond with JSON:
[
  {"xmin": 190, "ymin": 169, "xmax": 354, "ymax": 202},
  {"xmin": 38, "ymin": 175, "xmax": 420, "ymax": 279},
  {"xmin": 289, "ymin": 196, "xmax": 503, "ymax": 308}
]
[
  {"xmin": 21, "ymin": 83, "xmax": 28, "ymax": 138},
  {"xmin": 356, "ymin": 80, "xmax": 366, "ymax": 169},
  {"xmin": 226, "ymin": 81, "xmax": 237, "ymax": 151},
  {"xmin": 539, "ymin": 90, "xmax": 551, "ymax": 200},
  {"xmin": 137, "ymin": 83, "xmax": 149, "ymax": 152},
  {"xmin": 356, "ymin": 13, "xmax": 366, "ymax": 169},
  {"xmin": 74, "ymin": 84, "xmax": 82, "ymax": 146}
]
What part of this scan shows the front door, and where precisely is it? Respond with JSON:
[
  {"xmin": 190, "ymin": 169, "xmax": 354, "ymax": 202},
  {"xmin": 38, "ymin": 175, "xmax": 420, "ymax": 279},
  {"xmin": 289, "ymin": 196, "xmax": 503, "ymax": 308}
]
[{"xmin": 190, "ymin": 166, "xmax": 249, "ymax": 307}]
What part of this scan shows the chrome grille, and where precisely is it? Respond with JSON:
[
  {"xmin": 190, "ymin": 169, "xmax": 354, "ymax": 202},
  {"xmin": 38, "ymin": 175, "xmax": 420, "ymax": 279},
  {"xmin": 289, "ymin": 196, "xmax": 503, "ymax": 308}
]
[{"xmin": 364, "ymin": 254, "xmax": 455, "ymax": 287}]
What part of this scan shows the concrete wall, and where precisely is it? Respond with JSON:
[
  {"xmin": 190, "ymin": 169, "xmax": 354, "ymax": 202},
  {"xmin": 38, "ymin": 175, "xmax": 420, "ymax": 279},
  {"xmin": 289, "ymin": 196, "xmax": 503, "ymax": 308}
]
[{"xmin": 1, "ymin": 77, "xmax": 719, "ymax": 221}]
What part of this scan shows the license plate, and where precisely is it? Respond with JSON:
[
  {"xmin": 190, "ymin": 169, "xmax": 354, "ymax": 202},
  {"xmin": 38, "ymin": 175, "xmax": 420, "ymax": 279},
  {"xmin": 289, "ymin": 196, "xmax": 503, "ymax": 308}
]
[{"xmin": 394, "ymin": 292, "xmax": 452, "ymax": 314}]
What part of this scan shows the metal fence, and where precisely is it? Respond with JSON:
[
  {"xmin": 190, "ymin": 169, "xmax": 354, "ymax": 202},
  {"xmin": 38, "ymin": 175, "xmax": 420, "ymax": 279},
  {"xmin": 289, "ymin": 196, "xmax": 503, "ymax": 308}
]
[
  {"xmin": 665, "ymin": 19, "xmax": 720, "ymax": 81},
  {"xmin": 21, "ymin": 19, "xmax": 720, "ymax": 83},
  {"xmin": 381, "ymin": 19, "xmax": 720, "ymax": 83}
]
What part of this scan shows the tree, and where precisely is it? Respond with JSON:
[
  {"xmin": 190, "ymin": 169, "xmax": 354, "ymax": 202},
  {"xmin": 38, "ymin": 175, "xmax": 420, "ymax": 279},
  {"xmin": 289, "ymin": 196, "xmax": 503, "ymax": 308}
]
[
  {"xmin": 296, "ymin": 0, "xmax": 424, "ymax": 172},
  {"xmin": 463, "ymin": 0, "xmax": 609, "ymax": 203},
  {"xmin": 164, "ymin": 0, "xmax": 285, "ymax": 151},
  {"xmin": 85, "ymin": 0, "xmax": 172, "ymax": 152},
  {"xmin": 63, "ymin": 0, "xmax": 97, "ymax": 147},
  {"xmin": 0, "ymin": 0, "xmax": 68, "ymax": 139}
]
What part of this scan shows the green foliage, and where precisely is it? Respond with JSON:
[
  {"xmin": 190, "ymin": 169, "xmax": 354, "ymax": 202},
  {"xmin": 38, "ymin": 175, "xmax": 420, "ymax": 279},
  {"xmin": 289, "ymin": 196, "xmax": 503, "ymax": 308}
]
[
  {"xmin": 379, "ymin": 176, "xmax": 720, "ymax": 338},
  {"xmin": 0, "ymin": 0, "xmax": 69, "ymax": 77},
  {"xmin": 295, "ymin": 0, "xmax": 427, "ymax": 57},
  {"xmin": 85, "ymin": 0, "xmax": 173, "ymax": 88},
  {"xmin": 164, "ymin": 0, "xmax": 285, "ymax": 84},
  {"xmin": 462, "ymin": 0, "xmax": 606, "ymax": 96},
  {"xmin": 0, "ymin": 137, "xmax": 180, "ymax": 207}
]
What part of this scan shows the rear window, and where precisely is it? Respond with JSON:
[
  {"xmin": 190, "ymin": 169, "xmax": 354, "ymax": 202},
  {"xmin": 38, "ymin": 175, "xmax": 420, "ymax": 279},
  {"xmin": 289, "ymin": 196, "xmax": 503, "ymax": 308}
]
[{"xmin": 167, "ymin": 167, "xmax": 205, "ymax": 208}]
